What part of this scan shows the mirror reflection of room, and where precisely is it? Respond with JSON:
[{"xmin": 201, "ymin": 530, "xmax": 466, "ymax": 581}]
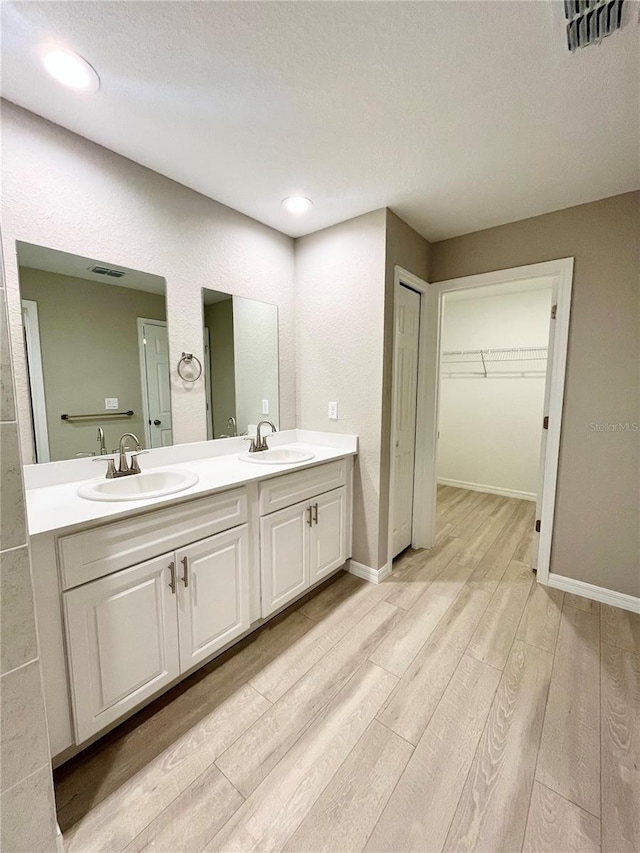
[
  {"xmin": 202, "ymin": 287, "xmax": 279, "ymax": 439},
  {"xmin": 17, "ymin": 242, "xmax": 170, "ymax": 462}
]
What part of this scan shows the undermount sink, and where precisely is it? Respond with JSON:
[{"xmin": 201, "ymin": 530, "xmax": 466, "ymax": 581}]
[
  {"xmin": 77, "ymin": 469, "xmax": 199, "ymax": 502},
  {"xmin": 238, "ymin": 446, "xmax": 315, "ymax": 465}
]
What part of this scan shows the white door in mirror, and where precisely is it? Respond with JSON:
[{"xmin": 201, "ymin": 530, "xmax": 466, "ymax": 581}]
[
  {"xmin": 77, "ymin": 469, "xmax": 199, "ymax": 501},
  {"xmin": 238, "ymin": 447, "xmax": 315, "ymax": 465}
]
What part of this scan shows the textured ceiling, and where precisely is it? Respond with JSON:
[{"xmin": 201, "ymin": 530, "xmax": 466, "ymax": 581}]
[{"xmin": 2, "ymin": 1, "xmax": 638, "ymax": 240}]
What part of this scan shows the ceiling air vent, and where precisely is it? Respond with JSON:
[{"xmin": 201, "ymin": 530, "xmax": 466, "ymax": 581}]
[
  {"xmin": 564, "ymin": 0, "xmax": 625, "ymax": 51},
  {"xmin": 90, "ymin": 265, "xmax": 126, "ymax": 278}
]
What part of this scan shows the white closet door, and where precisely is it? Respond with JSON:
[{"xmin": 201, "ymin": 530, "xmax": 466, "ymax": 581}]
[
  {"xmin": 392, "ymin": 285, "xmax": 421, "ymax": 557},
  {"xmin": 64, "ymin": 553, "xmax": 180, "ymax": 743},
  {"xmin": 176, "ymin": 525, "xmax": 250, "ymax": 672},
  {"xmin": 533, "ymin": 290, "xmax": 557, "ymax": 569}
]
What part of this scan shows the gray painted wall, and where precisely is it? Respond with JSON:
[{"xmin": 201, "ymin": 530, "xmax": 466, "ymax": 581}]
[
  {"xmin": 204, "ymin": 298, "xmax": 236, "ymax": 437},
  {"xmin": 295, "ymin": 210, "xmax": 387, "ymax": 569}
]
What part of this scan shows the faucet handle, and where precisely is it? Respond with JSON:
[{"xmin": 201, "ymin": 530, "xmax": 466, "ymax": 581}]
[
  {"xmin": 92, "ymin": 456, "xmax": 117, "ymax": 478},
  {"xmin": 130, "ymin": 450, "xmax": 149, "ymax": 474},
  {"xmin": 244, "ymin": 437, "xmax": 258, "ymax": 453}
]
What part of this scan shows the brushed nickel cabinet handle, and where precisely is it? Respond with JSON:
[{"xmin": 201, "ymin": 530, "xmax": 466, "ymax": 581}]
[
  {"xmin": 181, "ymin": 556, "xmax": 189, "ymax": 587},
  {"xmin": 168, "ymin": 561, "xmax": 176, "ymax": 594},
  {"xmin": 313, "ymin": 503, "xmax": 319, "ymax": 525},
  {"xmin": 307, "ymin": 505, "xmax": 313, "ymax": 526}
]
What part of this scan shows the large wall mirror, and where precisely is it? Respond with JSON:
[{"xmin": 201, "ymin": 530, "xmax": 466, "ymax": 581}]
[
  {"xmin": 202, "ymin": 288, "xmax": 279, "ymax": 438},
  {"xmin": 16, "ymin": 242, "xmax": 171, "ymax": 462}
]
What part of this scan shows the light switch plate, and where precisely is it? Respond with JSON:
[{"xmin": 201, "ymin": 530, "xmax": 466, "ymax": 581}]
[
  {"xmin": 328, "ymin": 401, "xmax": 338, "ymax": 420},
  {"xmin": 262, "ymin": 399, "xmax": 269, "ymax": 415},
  {"xmin": 105, "ymin": 398, "xmax": 118, "ymax": 410}
]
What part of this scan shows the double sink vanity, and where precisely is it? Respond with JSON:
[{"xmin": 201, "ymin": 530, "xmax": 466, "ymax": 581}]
[
  {"xmin": 26, "ymin": 429, "xmax": 357, "ymax": 760},
  {"xmin": 13, "ymin": 241, "xmax": 359, "ymax": 767}
]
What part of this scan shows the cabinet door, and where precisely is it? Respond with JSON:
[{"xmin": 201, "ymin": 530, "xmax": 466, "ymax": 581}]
[
  {"xmin": 63, "ymin": 554, "xmax": 180, "ymax": 743},
  {"xmin": 260, "ymin": 500, "xmax": 310, "ymax": 617},
  {"xmin": 176, "ymin": 525, "xmax": 250, "ymax": 673},
  {"xmin": 309, "ymin": 487, "xmax": 348, "ymax": 583}
]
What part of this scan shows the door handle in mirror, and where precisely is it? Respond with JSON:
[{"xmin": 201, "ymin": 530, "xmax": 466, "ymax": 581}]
[{"xmin": 153, "ymin": 419, "xmax": 162, "ymax": 426}]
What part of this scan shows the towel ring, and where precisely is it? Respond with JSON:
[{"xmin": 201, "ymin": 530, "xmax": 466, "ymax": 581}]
[{"xmin": 177, "ymin": 352, "xmax": 202, "ymax": 382}]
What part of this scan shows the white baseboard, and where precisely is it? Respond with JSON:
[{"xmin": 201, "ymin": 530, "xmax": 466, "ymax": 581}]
[
  {"xmin": 546, "ymin": 573, "xmax": 640, "ymax": 614},
  {"xmin": 347, "ymin": 559, "xmax": 391, "ymax": 585},
  {"xmin": 437, "ymin": 478, "xmax": 536, "ymax": 502}
]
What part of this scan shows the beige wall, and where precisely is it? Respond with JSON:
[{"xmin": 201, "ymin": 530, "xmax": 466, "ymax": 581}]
[
  {"xmin": 296, "ymin": 209, "xmax": 430, "ymax": 571},
  {"xmin": 380, "ymin": 210, "xmax": 431, "ymax": 565},
  {"xmin": 2, "ymin": 102, "xmax": 296, "ymax": 464},
  {"xmin": 205, "ymin": 299, "xmax": 236, "ymax": 437},
  {"xmin": 430, "ymin": 191, "xmax": 640, "ymax": 597},
  {"xmin": 295, "ymin": 210, "xmax": 387, "ymax": 569},
  {"xmin": 20, "ymin": 268, "xmax": 166, "ymax": 461},
  {"xmin": 0, "ymin": 250, "xmax": 58, "ymax": 850}
]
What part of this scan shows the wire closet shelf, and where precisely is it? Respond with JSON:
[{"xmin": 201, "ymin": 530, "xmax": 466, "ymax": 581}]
[{"xmin": 440, "ymin": 346, "xmax": 548, "ymax": 378}]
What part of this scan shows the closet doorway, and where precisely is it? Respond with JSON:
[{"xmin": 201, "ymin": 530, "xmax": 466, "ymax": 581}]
[
  {"xmin": 438, "ymin": 277, "xmax": 553, "ymax": 569},
  {"xmin": 389, "ymin": 258, "xmax": 573, "ymax": 584}
]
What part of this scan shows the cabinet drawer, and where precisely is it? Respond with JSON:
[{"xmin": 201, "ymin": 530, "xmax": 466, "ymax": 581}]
[
  {"xmin": 259, "ymin": 459, "xmax": 347, "ymax": 515},
  {"xmin": 59, "ymin": 489, "xmax": 248, "ymax": 590}
]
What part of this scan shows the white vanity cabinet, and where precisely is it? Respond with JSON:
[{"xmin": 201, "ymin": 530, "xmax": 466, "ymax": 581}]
[
  {"xmin": 63, "ymin": 553, "xmax": 181, "ymax": 743},
  {"xmin": 64, "ymin": 524, "xmax": 250, "ymax": 742},
  {"xmin": 309, "ymin": 487, "xmax": 349, "ymax": 582},
  {"xmin": 260, "ymin": 501, "xmax": 310, "ymax": 614},
  {"xmin": 30, "ymin": 449, "xmax": 354, "ymax": 757},
  {"xmin": 59, "ymin": 490, "xmax": 251, "ymax": 743},
  {"xmin": 259, "ymin": 459, "xmax": 351, "ymax": 617},
  {"xmin": 176, "ymin": 525, "xmax": 249, "ymax": 672}
]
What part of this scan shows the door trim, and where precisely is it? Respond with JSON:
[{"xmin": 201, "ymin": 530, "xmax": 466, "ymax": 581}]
[
  {"xmin": 21, "ymin": 299, "xmax": 50, "ymax": 462},
  {"xmin": 203, "ymin": 325, "xmax": 213, "ymax": 440},
  {"xmin": 137, "ymin": 317, "xmax": 167, "ymax": 448},
  {"xmin": 421, "ymin": 258, "xmax": 574, "ymax": 585},
  {"xmin": 388, "ymin": 266, "xmax": 431, "ymax": 568}
]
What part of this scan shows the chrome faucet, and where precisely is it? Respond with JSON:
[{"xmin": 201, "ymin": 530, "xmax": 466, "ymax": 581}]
[
  {"xmin": 226, "ymin": 416, "xmax": 237, "ymax": 437},
  {"xmin": 97, "ymin": 427, "xmax": 107, "ymax": 456},
  {"xmin": 93, "ymin": 433, "xmax": 147, "ymax": 478},
  {"xmin": 245, "ymin": 420, "xmax": 277, "ymax": 453},
  {"xmin": 117, "ymin": 433, "xmax": 143, "ymax": 475}
]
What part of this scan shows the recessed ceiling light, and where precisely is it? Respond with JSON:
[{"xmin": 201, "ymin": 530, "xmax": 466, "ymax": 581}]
[
  {"xmin": 41, "ymin": 48, "xmax": 100, "ymax": 93},
  {"xmin": 282, "ymin": 196, "xmax": 313, "ymax": 214}
]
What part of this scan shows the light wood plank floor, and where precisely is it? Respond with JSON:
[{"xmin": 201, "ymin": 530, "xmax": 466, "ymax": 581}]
[{"xmin": 55, "ymin": 486, "xmax": 640, "ymax": 853}]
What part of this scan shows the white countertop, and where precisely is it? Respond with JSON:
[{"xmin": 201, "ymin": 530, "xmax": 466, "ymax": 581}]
[{"xmin": 25, "ymin": 430, "xmax": 357, "ymax": 537}]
